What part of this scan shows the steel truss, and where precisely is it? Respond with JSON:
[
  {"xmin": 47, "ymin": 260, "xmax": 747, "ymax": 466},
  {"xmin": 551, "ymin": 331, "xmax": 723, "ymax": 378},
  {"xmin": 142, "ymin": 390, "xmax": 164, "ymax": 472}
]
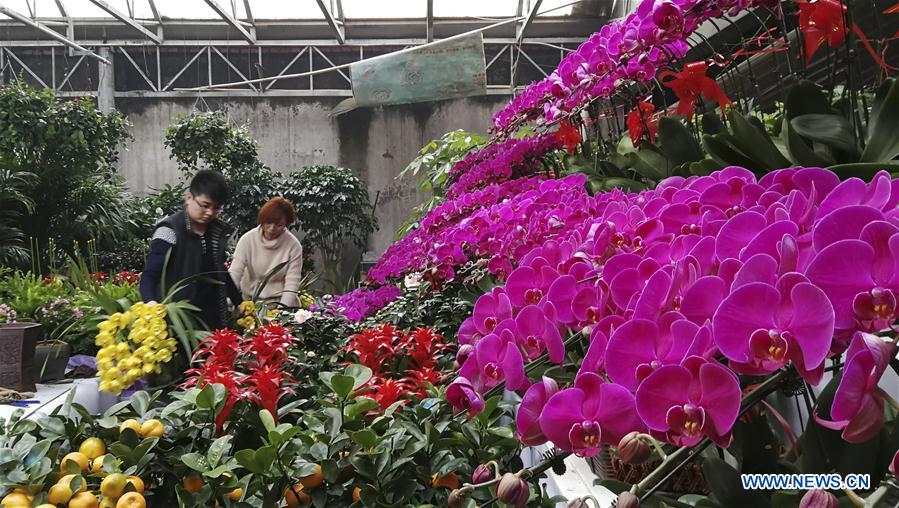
[{"xmin": 0, "ymin": 40, "xmax": 573, "ymax": 98}]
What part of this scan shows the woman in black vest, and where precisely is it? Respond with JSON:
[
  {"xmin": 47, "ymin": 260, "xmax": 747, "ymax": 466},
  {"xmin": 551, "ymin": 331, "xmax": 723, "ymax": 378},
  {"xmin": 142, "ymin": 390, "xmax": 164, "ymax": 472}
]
[{"xmin": 139, "ymin": 170, "xmax": 242, "ymax": 330}]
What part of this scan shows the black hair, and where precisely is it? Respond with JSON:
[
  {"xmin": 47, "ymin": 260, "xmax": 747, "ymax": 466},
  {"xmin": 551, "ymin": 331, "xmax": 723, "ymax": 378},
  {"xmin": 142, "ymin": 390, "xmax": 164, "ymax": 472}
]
[{"xmin": 189, "ymin": 170, "xmax": 230, "ymax": 205}]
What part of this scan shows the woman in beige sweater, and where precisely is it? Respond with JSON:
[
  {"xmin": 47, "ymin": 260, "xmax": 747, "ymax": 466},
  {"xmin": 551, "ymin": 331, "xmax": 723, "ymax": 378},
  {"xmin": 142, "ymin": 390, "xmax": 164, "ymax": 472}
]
[{"xmin": 229, "ymin": 197, "xmax": 304, "ymax": 307}]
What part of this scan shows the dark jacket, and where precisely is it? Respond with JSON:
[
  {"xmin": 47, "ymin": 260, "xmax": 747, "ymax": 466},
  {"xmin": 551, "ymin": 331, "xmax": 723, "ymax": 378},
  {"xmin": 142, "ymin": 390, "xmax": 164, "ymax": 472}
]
[{"xmin": 139, "ymin": 210, "xmax": 240, "ymax": 328}]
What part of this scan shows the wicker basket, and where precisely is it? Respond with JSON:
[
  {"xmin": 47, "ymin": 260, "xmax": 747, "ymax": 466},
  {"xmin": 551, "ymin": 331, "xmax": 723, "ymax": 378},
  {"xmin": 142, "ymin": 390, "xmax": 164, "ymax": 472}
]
[
  {"xmin": 0, "ymin": 322, "xmax": 41, "ymax": 393},
  {"xmin": 588, "ymin": 445, "xmax": 709, "ymax": 496}
]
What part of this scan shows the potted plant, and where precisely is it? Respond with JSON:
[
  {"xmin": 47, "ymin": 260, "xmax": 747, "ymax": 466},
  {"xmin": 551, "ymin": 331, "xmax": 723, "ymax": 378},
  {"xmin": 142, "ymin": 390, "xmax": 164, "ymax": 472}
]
[
  {"xmin": 0, "ymin": 303, "xmax": 39, "ymax": 392},
  {"xmin": 32, "ymin": 298, "xmax": 75, "ymax": 383}
]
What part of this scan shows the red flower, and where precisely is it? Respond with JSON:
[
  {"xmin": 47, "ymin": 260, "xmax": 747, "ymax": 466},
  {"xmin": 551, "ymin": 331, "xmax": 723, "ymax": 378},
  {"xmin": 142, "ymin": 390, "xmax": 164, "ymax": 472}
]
[
  {"xmin": 660, "ymin": 62, "xmax": 732, "ymax": 121},
  {"xmin": 246, "ymin": 364, "xmax": 293, "ymax": 419},
  {"xmin": 89, "ymin": 271, "xmax": 109, "ymax": 282},
  {"xmin": 626, "ymin": 100, "xmax": 659, "ymax": 147},
  {"xmin": 555, "ymin": 120, "xmax": 582, "ymax": 155},
  {"xmin": 363, "ymin": 376, "xmax": 413, "ymax": 410},
  {"xmin": 113, "ymin": 271, "xmax": 140, "ymax": 285},
  {"xmin": 798, "ymin": 0, "xmax": 847, "ymax": 63}
]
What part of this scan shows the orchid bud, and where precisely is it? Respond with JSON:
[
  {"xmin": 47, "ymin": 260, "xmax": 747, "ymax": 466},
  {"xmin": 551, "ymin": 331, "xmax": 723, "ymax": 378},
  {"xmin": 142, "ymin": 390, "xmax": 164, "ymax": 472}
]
[
  {"xmin": 616, "ymin": 491, "xmax": 640, "ymax": 508},
  {"xmin": 447, "ymin": 489, "xmax": 466, "ymax": 508},
  {"xmin": 496, "ymin": 473, "xmax": 529, "ymax": 507},
  {"xmin": 890, "ymin": 449, "xmax": 899, "ymax": 478},
  {"xmin": 617, "ymin": 431, "xmax": 652, "ymax": 465},
  {"xmin": 567, "ymin": 497, "xmax": 590, "ymax": 508},
  {"xmin": 456, "ymin": 344, "xmax": 475, "ymax": 365},
  {"xmin": 799, "ymin": 489, "xmax": 839, "ymax": 508},
  {"xmin": 471, "ymin": 463, "xmax": 494, "ymax": 484}
]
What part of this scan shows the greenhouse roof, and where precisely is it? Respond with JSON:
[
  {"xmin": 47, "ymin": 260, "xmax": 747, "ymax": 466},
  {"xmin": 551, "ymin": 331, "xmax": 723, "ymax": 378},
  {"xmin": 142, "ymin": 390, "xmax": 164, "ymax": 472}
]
[{"xmin": 0, "ymin": 0, "xmax": 612, "ymax": 47}]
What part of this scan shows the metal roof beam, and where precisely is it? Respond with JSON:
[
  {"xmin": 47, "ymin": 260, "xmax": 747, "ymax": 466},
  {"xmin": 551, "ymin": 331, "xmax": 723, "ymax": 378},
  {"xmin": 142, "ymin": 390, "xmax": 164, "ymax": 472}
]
[
  {"xmin": 426, "ymin": 0, "xmax": 434, "ymax": 42},
  {"xmin": 516, "ymin": 0, "xmax": 543, "ymax": 44},
  {"xmin": 315, "ymin": 0, "xmax": 345, "ymax": 45},
  {"xmin": 54, "ymin": 0, "xmax": 68, "ymax": 18},
  {"xmin": 86, "ymin": 0, "xmax": 162, "ymax": 43},
  {"xmin": 202, "ymin": 0, "xmax": 255, "ymax": 44},
  {"xmin": 0, "ymin": 6, "xmax": 111, "ymax": 64}
]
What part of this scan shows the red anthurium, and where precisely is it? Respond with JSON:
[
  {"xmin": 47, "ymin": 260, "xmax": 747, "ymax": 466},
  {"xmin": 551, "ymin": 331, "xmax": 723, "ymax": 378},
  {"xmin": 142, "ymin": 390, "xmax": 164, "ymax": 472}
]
[{"xmin": 660, "ymin": 62, "xmax": 732, "ymax": 120}]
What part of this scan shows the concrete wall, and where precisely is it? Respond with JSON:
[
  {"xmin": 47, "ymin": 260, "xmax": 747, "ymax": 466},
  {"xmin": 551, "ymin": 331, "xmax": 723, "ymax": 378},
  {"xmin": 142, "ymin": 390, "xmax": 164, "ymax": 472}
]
[{"xmin": 115, "ymin": 96, "xmax": 508, "ymax": 273}]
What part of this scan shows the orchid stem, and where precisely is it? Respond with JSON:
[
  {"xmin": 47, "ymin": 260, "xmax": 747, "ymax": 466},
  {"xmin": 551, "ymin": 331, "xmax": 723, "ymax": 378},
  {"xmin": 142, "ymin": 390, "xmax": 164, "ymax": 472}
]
[
  {"xmin": 637, "ymin": 433, "xmax": 668, "ymax": 460},
  {"xmin": 633, "ymin": 369, "xmax": 790, "ymax": 501},
  {"xmin": 877, "ymin": 388, "xmax": 899, "ymax": 413},
  {"xmin": 842, "ymin": 486, "xmax": 866, "ymax": 507}
]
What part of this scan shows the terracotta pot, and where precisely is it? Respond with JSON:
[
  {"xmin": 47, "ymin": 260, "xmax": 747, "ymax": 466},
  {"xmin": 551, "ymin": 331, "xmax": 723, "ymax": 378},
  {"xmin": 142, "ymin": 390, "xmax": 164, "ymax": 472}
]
[{"xmin": 0, "ymin": 322, "xmax": 42, "ymax": 392}]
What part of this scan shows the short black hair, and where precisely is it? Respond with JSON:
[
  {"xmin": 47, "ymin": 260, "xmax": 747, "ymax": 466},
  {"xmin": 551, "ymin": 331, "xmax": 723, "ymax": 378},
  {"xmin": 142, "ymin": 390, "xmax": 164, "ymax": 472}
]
[{"xmin": 189, "ymin": 170, "xmax": 229, "ymax": 205}]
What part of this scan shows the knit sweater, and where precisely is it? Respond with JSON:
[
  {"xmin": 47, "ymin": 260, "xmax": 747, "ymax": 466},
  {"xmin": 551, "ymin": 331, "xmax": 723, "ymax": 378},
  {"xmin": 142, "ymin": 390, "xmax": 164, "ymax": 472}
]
[{"xmin": 229, "ymin": 226, "xmax": 304, "ymax": 307}]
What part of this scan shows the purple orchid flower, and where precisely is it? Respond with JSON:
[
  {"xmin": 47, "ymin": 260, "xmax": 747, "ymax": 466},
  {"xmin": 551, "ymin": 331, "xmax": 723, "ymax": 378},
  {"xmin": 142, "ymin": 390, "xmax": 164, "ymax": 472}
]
[
  {"xmin": 459, "ymin": 331, "xmax": 526, "ymax": 391},
  {"xmin": 472, "ymin": 288, "xmax": 514, "ymax": 337},
  {"xmin": 635, "ymin": 359, "xmax": 741, "ymax": 447},
  {"xmin": 815, "ymin": 332, "xmax": 897, "ymax": 443},
  {"xmin": 516, "ymin": 376, "xmax": 560, "ymax": 446},
  {"xmin": 806, "ymin": 221, "xmax": 899, "ymax": 335},
  {"xmin": 712, "ymin": 273, "xmax": 834, "ymax": 384},
  {"xmin": 446, "ymin": 377, "xmax": 486, "ymax": 418},
  {"xmin": 539, "ymin": 373, "xmax": 645, "ymax": 457},
  {"xmin": 505, "ymin": 264, "xmax": 560, "ymax": 308},
  {"xmin": 606, "ymin": 317, "xmax": 707, "ymax": 390}
]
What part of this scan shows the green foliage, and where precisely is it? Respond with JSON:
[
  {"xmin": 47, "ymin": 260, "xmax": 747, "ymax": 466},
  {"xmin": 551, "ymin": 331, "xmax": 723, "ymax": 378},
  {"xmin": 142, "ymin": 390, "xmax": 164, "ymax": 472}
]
[
  {"xmin": 0, "ymin": 270, "xmax": 67, "ymax": 320},
  {"xmin": 281, "ymin": 165, "xmax": 377, "ymax": 292},
  {"xmin": 0, "ymin": 82, "xmax": 135, "ymax": 270},
  {"xmin": 395, "ymin": 130, "xmax": 486, "ymax": 238},
  {"xmin": 164, "ymin": 111, "xmax": 280, "ymax": 234},
  {"xmin": 364, "ymin": 282, "xmax": 472, "ymax": 339},
  {"xmin": 0, "ymin": 162, "xmax": 37, "ymax": 266}
]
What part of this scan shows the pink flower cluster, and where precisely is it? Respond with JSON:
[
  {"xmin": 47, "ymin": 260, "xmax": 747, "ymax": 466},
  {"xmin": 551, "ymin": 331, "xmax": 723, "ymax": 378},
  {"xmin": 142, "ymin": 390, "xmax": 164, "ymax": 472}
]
[
  {"xmin": 332, "ymin": 284, "xmax": 403, "ymax": 322},
  {"xmin": 446, "ymin": 134, "xmax": 562, "ymax": 199},
  {"xmin": 491, "ymin": 0, "xmax": 777, "ymax": 131},
  {"xmin": 448, "ymin": 166, "xmax": 899, "ymax": 456},
  {"xmin": 368, "ymin": 174, "xmax": 598, "ymax": 286}
]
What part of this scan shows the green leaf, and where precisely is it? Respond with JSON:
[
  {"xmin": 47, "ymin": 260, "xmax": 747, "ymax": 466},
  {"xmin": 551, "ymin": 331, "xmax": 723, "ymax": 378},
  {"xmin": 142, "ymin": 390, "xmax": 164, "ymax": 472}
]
[
  {"xmin": 702, "ymin": 114, "xmax": 727, "ymax": 135},
  {"xmin": 351, "ymin": 429, "xmax": 380, "ymax": 449},
  {"xmin": 703, "ymin": 134, "xmax": 764, "ymax": 173},
  {"xmin": 345, "ymin": 398, "xmax": 379, "ymax": 420},
  {"xmin": 330, "ymin": 374, "xmax": 356, "ymax": 399},
  {"xmin": 181, "ymin": 452, "xmax": 210, "ymax": 472},
  {"xmin": 828, "ymin": 162, "xmax": 899, "ymax": 181},
  {"xmin": 686, "ymin": 159, "xmax": 723, "ymax": 177},
  {"xmin": 130, "ymin": 391, "xmax": 149, "ymax": 416},
  {"xmin": 628, "ymin": 147, "xmax": 671, "ymax": 180},
  {"xmin": 658, "ymin": 117, "xmax": 704, "ymax": 165},
  {"xmin": 234, "ymin": 449, "xmax": 261, "ymax": 474},
  {"xmin": 862, "ymin": 79, "xmax": 899, "ymax": 162},
  {"xmin": 258, "ymin": 410, "xmax": 276, "ymax": 433},
  {"xmin": 784, "ymin": 120, "xmax": 835, "ymax": 167},
  {"xmin": 728, "ymin": 111, "xmax": 792, "ymax": 171},
  {"xmin": 785, "ymin": 80, "xmax": 831, "ymax": 119},
  {"xmin": 196, "ymin": 384, "xmax": 216, "ymax": 410},
  {"xmin": 23, "ymin": 440, "xmax": 50, "ymax": 466},
  {"xmin": 207, "ymin": 436, "xmax": 232, "ymax": 467},
  {"xmin": 345, "ymin": 364, "xmax": 373, "ymax": 389},
  {"xmin": 702, "ymin": 457, "xmax": 771, "ymax": 508},
  {"xmin": 790, "ymin": 114, "xmax": 857, "ymax": 153}
]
